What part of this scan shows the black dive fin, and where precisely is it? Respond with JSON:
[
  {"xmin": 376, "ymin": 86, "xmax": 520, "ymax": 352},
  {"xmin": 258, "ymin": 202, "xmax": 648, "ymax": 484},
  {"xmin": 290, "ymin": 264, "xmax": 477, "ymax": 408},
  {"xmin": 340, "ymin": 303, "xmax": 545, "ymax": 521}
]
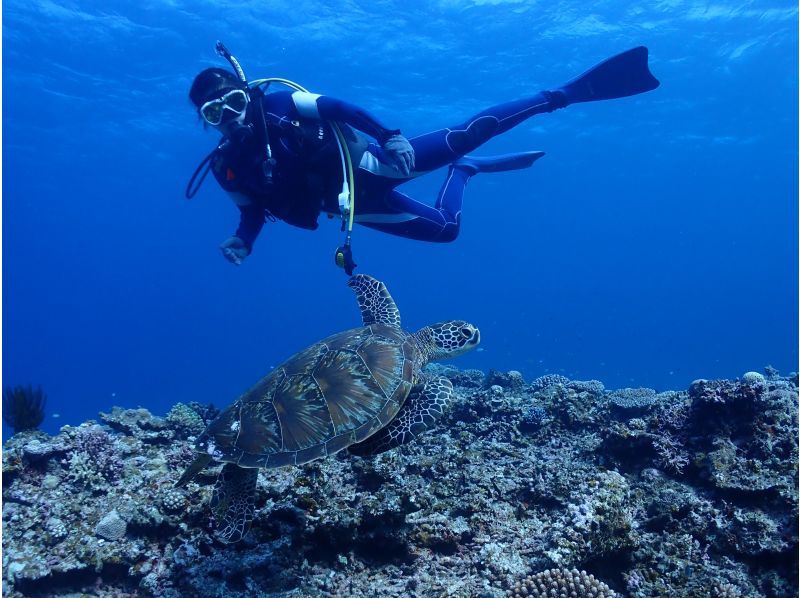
[{"xmin": 559, "ymin": 46, "xmax": 660, "ymax": 104}]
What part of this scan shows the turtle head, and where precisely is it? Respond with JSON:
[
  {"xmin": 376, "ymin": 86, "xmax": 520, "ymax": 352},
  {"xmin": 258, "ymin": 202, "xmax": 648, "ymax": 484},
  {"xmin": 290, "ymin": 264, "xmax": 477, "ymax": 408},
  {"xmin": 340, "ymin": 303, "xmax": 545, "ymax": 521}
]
[{"xmin": 419, "ymin": 320, "xmax": 481, "ymax": 362}]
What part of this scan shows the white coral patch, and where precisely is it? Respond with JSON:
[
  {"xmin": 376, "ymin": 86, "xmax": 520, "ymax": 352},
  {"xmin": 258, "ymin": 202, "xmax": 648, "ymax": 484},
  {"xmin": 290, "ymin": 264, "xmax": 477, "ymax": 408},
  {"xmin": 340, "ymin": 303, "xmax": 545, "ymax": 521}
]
[{"xmin": 230, "ymin": 420, "xmax": 240, "ymax": 433}]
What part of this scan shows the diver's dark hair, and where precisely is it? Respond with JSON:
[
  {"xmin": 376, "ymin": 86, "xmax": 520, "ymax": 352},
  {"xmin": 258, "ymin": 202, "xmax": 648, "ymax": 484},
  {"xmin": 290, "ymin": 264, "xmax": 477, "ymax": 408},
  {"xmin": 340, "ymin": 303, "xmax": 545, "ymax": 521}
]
[{"xmin": 189, "ymin": 67, "xmax": 245, "ymax": 109}]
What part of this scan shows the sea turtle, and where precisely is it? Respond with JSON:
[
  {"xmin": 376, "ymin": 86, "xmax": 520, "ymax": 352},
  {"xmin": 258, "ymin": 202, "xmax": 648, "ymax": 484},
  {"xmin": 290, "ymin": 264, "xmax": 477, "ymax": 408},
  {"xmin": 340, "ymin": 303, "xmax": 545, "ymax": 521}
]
[{"xmin": 176, "ymin": 274, "xmax": 480, "ymax": 542}]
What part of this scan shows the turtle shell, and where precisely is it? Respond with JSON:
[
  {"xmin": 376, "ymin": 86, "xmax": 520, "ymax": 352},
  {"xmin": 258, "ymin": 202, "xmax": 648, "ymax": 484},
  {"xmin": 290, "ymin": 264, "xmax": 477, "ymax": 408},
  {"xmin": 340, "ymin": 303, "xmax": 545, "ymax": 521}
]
[{"xmin": 197, "ymin": 323, "xmax": 417, "ymax": 468}]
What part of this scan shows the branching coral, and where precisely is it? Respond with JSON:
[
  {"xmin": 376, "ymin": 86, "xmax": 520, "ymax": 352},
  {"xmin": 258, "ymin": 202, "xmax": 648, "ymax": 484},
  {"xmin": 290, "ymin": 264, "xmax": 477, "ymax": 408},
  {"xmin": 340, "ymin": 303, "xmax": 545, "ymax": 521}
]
[
  {"xmin": 3, "ymin": 384, "xmax": 47, "ymax": 433},
  {"xmin": 651, "ymin": 399, "xmax": 692, "ymax": 473},
  {"xmin": 652, "ymin": 433, "xmax": 690, "ymax": 474}
]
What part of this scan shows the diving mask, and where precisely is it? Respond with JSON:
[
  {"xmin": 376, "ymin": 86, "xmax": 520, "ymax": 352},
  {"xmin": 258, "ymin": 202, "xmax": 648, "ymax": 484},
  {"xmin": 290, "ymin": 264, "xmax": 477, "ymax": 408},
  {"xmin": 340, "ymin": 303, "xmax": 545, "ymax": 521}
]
[{"xmin": 200, "ymin": 89, "xmax": 249, "ymax": 126}]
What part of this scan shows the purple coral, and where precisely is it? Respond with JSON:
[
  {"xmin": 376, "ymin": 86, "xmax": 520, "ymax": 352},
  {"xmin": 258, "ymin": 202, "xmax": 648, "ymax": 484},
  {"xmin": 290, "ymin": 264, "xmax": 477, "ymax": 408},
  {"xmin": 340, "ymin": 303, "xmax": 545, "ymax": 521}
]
[{"xmin": 652, "ymin": 433, "xmax": 690, "ymax": 474}]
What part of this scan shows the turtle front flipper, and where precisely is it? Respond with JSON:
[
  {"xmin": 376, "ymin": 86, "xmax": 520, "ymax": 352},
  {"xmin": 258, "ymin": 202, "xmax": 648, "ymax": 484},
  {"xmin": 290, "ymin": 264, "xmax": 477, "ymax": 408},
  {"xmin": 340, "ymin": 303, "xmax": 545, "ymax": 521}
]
[
  {"xmin": 210, "ymin": 464, "xmax": 258, "ymax": 543},
  {"xmin": 348, "ymin": 376, "xmax": 455, "ymax": 456},
  {"xmin": 347, "ymin": 275, "xmax": 401, "ymax": 328}
]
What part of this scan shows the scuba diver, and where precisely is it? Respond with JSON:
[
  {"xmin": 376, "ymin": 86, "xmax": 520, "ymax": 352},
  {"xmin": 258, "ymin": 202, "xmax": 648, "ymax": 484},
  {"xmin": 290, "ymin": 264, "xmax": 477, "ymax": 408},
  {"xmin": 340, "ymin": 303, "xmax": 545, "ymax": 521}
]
[{"xmin": 187, "ymin": 43, "xmax": 659, "ymax": 273}]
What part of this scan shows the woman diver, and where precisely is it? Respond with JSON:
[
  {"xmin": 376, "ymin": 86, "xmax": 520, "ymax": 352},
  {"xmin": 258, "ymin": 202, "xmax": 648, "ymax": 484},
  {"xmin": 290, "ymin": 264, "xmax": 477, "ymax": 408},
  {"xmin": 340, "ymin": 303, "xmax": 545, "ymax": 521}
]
[{"xmin": 187, "ymin": 43, "xmax": 659, "ymax": 273}]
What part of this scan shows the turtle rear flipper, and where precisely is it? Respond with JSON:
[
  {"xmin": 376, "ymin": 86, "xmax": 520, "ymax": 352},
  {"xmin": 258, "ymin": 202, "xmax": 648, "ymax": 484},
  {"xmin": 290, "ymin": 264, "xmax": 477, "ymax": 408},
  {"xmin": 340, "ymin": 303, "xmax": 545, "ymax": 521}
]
[
  {"xmin": 211, "ymin": 464, "xmax": 258, "ymax": 543},
  {"xmin": 348, "ymin": 376, "xmax": 455, "ymax": 456},
  {"xmin": 175, "ymin": 453, "xmax": 213, "ymax": 488}
]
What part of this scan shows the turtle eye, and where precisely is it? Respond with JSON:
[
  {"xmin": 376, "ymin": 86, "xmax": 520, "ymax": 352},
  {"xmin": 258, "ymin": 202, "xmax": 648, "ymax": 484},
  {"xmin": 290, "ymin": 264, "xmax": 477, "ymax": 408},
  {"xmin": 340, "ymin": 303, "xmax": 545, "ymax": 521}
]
[{"xmin": 460, "ymin": 327, "xmax": 473, "ymax": 338}]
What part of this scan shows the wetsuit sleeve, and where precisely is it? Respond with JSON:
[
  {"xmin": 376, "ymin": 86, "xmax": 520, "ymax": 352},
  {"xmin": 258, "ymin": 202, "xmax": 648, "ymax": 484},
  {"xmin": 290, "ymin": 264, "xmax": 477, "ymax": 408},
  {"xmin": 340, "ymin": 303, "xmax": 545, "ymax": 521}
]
[
  {"xmin": 211, "ymin": 152, "xmax": 266, "ymax": 252},
  {"xmin": 290, "ymin": 91, "xmax": 401, "ymax": 143},
  {"xmin": 235, "ymin": 204, "xmax": 266, "ymax": 252}
]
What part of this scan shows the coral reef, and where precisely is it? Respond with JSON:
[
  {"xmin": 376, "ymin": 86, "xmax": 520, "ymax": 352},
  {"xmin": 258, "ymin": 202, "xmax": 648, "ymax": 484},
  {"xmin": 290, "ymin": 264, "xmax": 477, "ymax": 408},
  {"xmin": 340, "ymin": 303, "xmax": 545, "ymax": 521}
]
[
  {"xmin": 2, "ymin": 368, "xmax": 797, "ymax": 597},
  {"xmin": 2, "ymin": 385, "xmax": 47, "ymax": 434}
]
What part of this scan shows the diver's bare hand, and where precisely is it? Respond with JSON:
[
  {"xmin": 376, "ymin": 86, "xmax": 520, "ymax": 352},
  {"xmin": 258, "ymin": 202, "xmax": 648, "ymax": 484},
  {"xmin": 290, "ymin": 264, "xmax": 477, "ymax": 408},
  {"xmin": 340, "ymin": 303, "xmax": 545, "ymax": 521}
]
[{"xmin": 220, "ymin": 236, "xmax": 250, "ymax": 265}]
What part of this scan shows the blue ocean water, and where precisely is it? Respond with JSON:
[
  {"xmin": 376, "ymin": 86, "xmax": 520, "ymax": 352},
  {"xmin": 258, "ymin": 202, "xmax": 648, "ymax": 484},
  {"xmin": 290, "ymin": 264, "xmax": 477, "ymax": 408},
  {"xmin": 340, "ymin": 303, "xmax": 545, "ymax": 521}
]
[{"xmin": 3, "ymin": 1, "xmax": 797, "ymax": 436}]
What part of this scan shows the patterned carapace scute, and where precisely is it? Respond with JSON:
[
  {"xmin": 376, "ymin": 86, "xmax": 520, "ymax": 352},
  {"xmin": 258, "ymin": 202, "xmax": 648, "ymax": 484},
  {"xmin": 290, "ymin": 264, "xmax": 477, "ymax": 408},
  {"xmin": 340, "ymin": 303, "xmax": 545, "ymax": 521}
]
[
  {"xmin": 347, "ymin": 274, "xmax": 402, "ymax": 328},
  {"xmin": 205, "ymin": 325, "xmax": 418, "ymax": 469}
]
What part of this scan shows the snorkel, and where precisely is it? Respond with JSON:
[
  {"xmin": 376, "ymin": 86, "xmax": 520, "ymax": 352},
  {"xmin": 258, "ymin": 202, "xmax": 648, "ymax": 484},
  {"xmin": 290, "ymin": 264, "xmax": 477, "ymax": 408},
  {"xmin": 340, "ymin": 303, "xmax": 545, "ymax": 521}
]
[{"xmin": 215, "ymin": 41, "xmax": 246, "ymax": 84}]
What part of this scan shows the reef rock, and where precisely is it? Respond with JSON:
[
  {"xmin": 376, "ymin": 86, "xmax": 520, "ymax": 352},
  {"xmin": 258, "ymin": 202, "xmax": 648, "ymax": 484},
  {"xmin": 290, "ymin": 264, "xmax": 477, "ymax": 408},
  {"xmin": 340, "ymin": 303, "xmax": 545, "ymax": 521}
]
[{"xmin": 2, "ymin": 368, "xmax": 797, "ymax": 597}]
